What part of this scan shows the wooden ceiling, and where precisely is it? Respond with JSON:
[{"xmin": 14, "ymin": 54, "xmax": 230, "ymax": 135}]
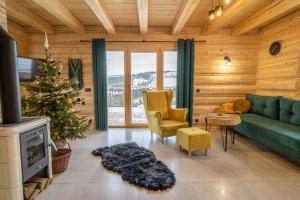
[
  {"xmin": 186, "ymin": 0, "xmax": 273, "ymax": 27},
  {"xmin": 6, "ymin": 0, "xmax": 300, "ymax": 35}
]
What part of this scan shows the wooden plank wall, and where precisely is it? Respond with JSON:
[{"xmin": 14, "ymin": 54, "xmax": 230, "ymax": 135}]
[
  {"xmin": 256, "ymin": 10, "xmax": 300, "ymax": 99},
  {"xmin": 194, "ymin": 30, "xmax": 258, "ymax": 122},
  {"xmin": 25, "ymin": 26, "xmax": 258, "ymax": 127},
  {"xmin": 7, "ymin": 20, "xmax": 27, "ymax": 56},
  {"xmin": 0, "ymin": 0, "xmax": 27, "ymax": 56},
  {"xmin": 0, "ymin": 0, "xmax": 7, "ymax": 30}
]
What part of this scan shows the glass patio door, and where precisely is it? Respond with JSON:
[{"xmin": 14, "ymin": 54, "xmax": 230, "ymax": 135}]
[
  {"xmin": 107, "ymin": 51, "xmax": 125, "ymax": 126},
  {"xmin": 107, "ymin": 49, "xmax": 174, "ymax": 127},
  {"xmin": 130, "ymin": 52, "xmax": 157, "ymax": 125}
]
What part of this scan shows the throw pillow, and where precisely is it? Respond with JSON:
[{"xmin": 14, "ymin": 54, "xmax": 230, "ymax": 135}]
[
  {"xmin": 222, "ymin": 103, "xmax": 235, "ymax": 114},
  {"xmin": 233, "ymin": 99, "xmax": 250, "ymax": 113}
]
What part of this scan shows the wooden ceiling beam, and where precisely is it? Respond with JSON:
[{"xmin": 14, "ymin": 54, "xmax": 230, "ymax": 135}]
[
  {"xmin": 85, "ymin": 0, "xmax": 116, "ymax": 34},
  {"xmin": 203, "ymin": 0, "xmax": 249, "ymax": 35},
  {"xmin": 172, "ymin": 0, "xmax": 201, "ymax": 34},
  {"xmin": 137, "ymin": 0, "xmax": 148, "ymax": 34},
  {"xmin": 232, "ymin": 0, "xmax": 300, "ymax": 35},
  {"xmin": 6, "ymin": 0, "xmax": 54, "ymax": 34},
  {"xmin": 32, "ymin": 0, "xmax": 85, "ymax": 34}
]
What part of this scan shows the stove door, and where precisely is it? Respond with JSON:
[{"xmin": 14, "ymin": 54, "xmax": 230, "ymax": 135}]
[{"xmin": 20, "ymin": 125, "xmax": 49, "ymax": 182}]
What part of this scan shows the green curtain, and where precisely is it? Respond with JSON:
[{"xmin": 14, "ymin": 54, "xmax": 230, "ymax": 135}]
[
  {"xmin": 92, "ymin": 39, "xmax": 108, "ymax": 130},
  {"xmin": 68, "ymin": 58, "xmax": 83, "ymax": 90},
  {"xmin": 176, "ymin": 39, "xmax": 195, "ymax": 126}
]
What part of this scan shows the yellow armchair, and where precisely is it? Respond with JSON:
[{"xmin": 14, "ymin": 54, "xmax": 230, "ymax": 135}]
[{"xmin": 142, "ymin": 90, "xmax": 188, "ymax": 143}]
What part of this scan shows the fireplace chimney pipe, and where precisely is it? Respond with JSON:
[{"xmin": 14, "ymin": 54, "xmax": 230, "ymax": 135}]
[{"xmin": 0, "ymin": 26, "xmax": 22, "ymax": 124}]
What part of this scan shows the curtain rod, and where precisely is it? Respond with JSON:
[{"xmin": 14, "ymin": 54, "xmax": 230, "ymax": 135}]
[{"xmin": 79, "ymin": 40, "xmax": 207, "ymax": 43}]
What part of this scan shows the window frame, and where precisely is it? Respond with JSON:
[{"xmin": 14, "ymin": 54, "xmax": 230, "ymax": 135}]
[{"xmin": 106, "ymin": 43, "xmax": 176, "ymax": 128}]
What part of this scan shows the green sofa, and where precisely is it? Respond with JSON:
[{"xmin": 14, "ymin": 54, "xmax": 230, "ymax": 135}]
[{"xmin": 232, "ymin": 94, "xmax": 300, "ymax": 165}]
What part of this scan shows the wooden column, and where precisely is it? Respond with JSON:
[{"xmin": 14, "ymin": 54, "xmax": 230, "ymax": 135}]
[{"xmin": 157, "ymin": 49, "xmax": 163, "ymax": 90}]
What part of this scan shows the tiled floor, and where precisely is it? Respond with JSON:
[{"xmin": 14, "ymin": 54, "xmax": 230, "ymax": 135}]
[{"xmin": 37, "ymin": 128, "xmax": 300, "ymax": 200}]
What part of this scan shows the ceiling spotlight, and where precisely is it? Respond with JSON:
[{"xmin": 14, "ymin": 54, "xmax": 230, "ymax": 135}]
[
  {"xmin": 225, "ymin": 0, "xmax": 231, "ymax": 4},
  {"xmin": 215, "ymin": 0, "xmax": 223, "ymax": 16},
  {"xmin": 209, "ymin": 10, "xmax": 216, "ymax": 20},
  {"xmin": 208, "ymin": 0, "xmax": 215, "ymax": 20},
  {"xmin": 215, "ymin": 5, "xmax": 223, "ymax": 16}
]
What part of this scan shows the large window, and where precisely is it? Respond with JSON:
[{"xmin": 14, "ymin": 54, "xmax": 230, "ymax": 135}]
[
  {"xmin": 107, "ymin": 51, "xmax": 125, "ymax": 126},
  {"xmin": 106, "ymin": 49, "xmax": 176, "ymax": 127},
  {"xmin": 163, "ymin": 51, "xmax": 177, "ymax": 107},
  {"xmin": 131, "ymin": 52, "xmax": 157, "ymax": 124}
]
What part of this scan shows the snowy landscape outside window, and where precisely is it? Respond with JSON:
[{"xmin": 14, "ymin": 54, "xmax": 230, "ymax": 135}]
[
  {"xmin": 106, "ymin": 50, "xmax": 177, "ymax": 125},
  {"xmin": 163, "ymin": 51, "xmax": 177, "ymax": 107},
  {"xmin": 131, "ymin": 52, "xmax": 157, "ymax": 124},
  {"xmin": 107, "ymin": 51, "xmax": 125, "ymax": 126}
]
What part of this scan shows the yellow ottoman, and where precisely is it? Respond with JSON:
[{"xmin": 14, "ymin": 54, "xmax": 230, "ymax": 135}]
[{"xmin": 177, "ymin": 127, "xmax": 211, "ymax": 156}]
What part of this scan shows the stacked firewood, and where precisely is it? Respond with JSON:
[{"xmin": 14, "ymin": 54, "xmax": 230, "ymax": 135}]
[{"xmin": 23, "ymin": 177, "xmax": 53, "ymax": 200}]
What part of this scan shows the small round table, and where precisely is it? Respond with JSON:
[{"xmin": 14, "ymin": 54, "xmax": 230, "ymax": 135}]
[{"xmin": 205, "ymin": 113, "xmax": 241, "ymax": 152}]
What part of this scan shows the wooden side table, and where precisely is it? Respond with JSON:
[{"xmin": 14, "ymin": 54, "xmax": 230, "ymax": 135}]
[{"xmin": 205, "ymin": 114, "xmax": 241, "ymax": 151}]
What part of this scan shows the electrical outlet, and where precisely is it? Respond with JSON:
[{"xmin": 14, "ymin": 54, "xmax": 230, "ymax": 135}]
[
  {"xmin": 85, "ymin": 88, "xmax": 91, "ymax": 92},
  {"xmin": 195, "ymin": 118, "xmax": 199, "ymax": 123}
]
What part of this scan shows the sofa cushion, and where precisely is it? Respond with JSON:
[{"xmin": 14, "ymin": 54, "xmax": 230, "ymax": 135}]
[
  {"xmin": 236, "ymin": 113, "xmax": 300, "ymax": 152},
  {"xmin": 246, "ymin": 94, "xmax": 278, "ymax": 119},
  {"xmin": 279, "ymin": 97, "xmax": 300, "ymax": 126}
]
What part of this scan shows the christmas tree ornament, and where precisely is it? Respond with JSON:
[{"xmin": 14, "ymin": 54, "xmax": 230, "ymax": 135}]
[{"xmin": 44, "ymin": 32, "xmax": 49, "ymax": 50}]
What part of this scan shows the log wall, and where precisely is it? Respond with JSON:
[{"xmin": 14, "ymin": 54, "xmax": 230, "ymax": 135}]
[
  {"xmin": 7, "ymin": 20, "xmax": 27, "ymax": 56},
  {"xmin": 0, "ymin": 0, "xmax": 27, "ymax": 56},
  {"xmin": 256, "ymin": 10, "xmax": 300, "ymax": 99},
  {"xmin": 0, "ymin": 0, "xmax": 7, "ymax": 30},
  {"xmin": 25, "ymin": 26, "xmax": 258, "ymax": 127}
]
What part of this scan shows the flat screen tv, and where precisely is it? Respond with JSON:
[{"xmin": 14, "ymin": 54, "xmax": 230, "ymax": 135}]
[{"xmin": 17, "ymin": 57, "xmax": 37, "ymax": 82}]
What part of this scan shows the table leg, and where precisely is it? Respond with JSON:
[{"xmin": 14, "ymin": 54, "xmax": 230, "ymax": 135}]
[
  {"xmin": 224, "ymin": 126, "xmax": 228, "ymax": 152},
  {"xmin": 205, "ymin": 117, "xmax": 208, "ymax": 131},
  {"xmin": 229, "ymin": 127, "xmax": 235, "ymax": 144},
  {"xmin": 220, "ymin": 126, "xmax": 225, "ymax": 150},
  {"xmin": 232, "ymin": 129, "xmax": 235, "ymax": 144}
]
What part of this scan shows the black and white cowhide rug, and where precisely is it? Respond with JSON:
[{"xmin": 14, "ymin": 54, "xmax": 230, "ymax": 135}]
[{"xmin": 92, "ymin": 142, "xmax": 175, "ymax": 191}]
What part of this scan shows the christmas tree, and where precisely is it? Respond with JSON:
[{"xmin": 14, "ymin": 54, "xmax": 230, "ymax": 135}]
[{"xmin": 22, "ymin": 37, "xmax": 88, "ymax": 142}]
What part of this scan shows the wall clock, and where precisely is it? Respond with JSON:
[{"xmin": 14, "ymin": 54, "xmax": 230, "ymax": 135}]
[{"xmin": 269, "ymin": 41, "xmax": 281, "ymax": 56}]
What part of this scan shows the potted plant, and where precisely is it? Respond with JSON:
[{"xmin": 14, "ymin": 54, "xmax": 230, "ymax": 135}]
[{"xmin": 22, "ymin": 37, "xmax": 89, "ymax": 173}]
